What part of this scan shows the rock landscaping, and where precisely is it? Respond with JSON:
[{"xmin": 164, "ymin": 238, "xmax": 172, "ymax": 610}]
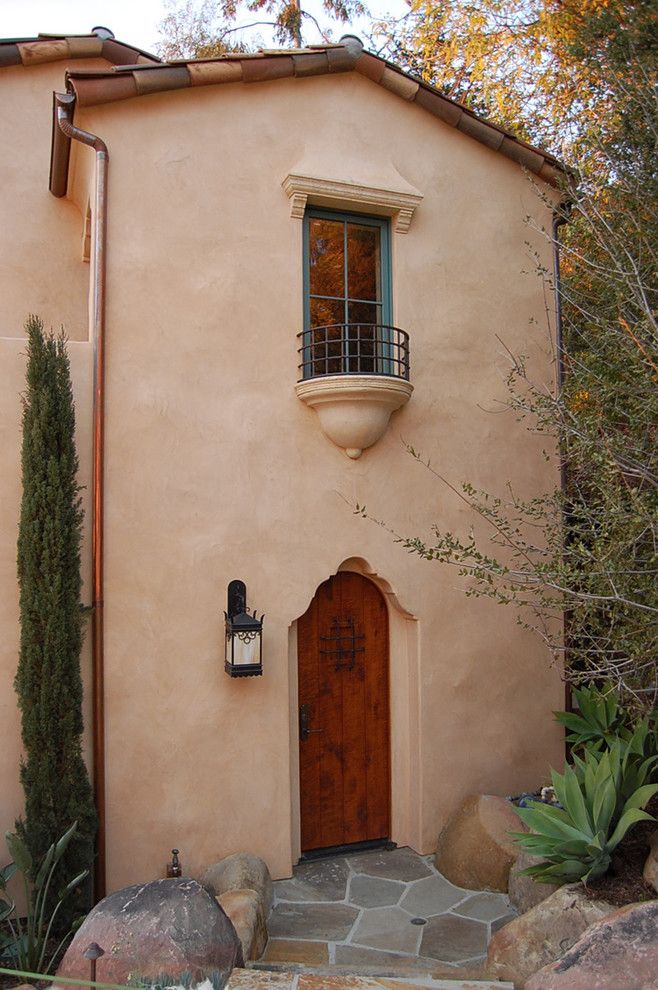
[
  {"xmin": 54, "ymin": 877, "xmax": 243, "ymax": 988},
  {"xmin": 218, "ymin": 888, "xmax": 268, "ymax": 961},
  {"xmin": 485, "ymin": 884, "xmax": 614, "ymax": 988},
  {"xmin": 435, "ymin": 796, "xmax": 523, "ymax": 892},
  {"xmin": 524, "ymin": 899, "xmax": 658, "ymax": 990},
  {"xmin": 203, "ymin": 853, "xmax": 274, "ymax": 915}
]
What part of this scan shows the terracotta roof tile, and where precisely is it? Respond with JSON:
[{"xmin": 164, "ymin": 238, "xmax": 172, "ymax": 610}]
[
  {"xmin": 187, "ymin": 60, "xmax": 243, "ymax": 86},
  {"xmin": 380, "ymin": 66, "xmax": 419, "ymax": 101},
  {"xmin": 457, "ymin": 112, "xmax": 505, "ymax": 151},
  {"xmin": 18, "ymin": 33, "xmax": 563, "ymax": 187},
  {"xmin": 0, "ymin": 32, "xmax": 159, "ymax": 68},
  {"xmin": 0, "ymin": 43, "xmax": 21, "ymax": 68},
  {"xmin": 75, "ymin": 73, "xmax": 139, "ymax": 107},
  {"xmin": 18, "ymin": 39, "xmax": 70, "ymax": 65},
  {"xmin": 325, "ymin": 46, "xmax": 357, "ymax": 72},
  {"xmin": 499, "ymin": 136, "xmax": 544, "ymax": 173},
  {"xmin": 291, "ymin": 51, "xmax": 330, "ymax": 77},
  {"xmin": 133, "ymin": 65, "xmax": 191, "ymax": 95},
  {"xmin": 413, "ymin": 85, "xmax": 463, "ymax": 127},
  {"xmin": 241, "ymin": 55, "xmax": 294, "ymax": 83},
  {"xmin": 65, "ymin": 36, "xmax": 104, "ymax": 58},
  {"xmin": 354, "ymin": 52, "xmax": 385, "ymax": 84}
]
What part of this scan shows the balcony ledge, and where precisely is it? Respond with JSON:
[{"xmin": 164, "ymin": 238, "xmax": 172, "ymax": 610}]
[{"xmin": 295, "ymin": 374, "xmax": 413, "ymax": 458}]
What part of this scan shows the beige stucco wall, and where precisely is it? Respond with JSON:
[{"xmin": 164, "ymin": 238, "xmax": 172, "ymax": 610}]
[
  {"xmin": 0, "ymin": 62, "xmax": 564, "ymax": 895},
  {"xmin": 0, "ymin": 58, "xmax": 110, "ymax": 860},
  {"xmin": 0, "ymin": 60, "xmax": 111, "ymax": 341}
]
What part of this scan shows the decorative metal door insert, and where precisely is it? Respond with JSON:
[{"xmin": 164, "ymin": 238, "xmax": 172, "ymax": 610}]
[{"xmin": 320, "ymin": 615, "xmax": 365, "ymax": 671}]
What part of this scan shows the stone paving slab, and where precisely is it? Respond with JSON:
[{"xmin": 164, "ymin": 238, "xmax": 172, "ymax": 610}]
[
  {"xmin": 267, "ymin": 847, "xmax": 516, "ymax": 971},
  {"xmin": 275, "ymin": 860, "xmax": 351, "ymax": 903},
  {"xmin": 263, "ymin": 940, "xmax": 331, "ymax": 965},
  {"xmin": 351, "ymin": 906, "xmax": 421, "ymax": 954},
  {"xmin": 420, "ymin": 917, "xmax": 488, "ymax": 964},
  {"xmin": 399, "ymin": 876, "xmax": 466, "ymax": 917},
  {"xmin": 451, "ymin": 895, "xmax": 511, "ymax": 924},
  {"xmin": 269, "ymin": 902, "xmax": 360, "ymax": 940},
  {"xmin": 230, "ymin": 968, "xmax": 513, "ymax": 990},
  {"xmin": 346, "ymin": 849, "xmax": 433, "ymax": 883},
  {"xmin": 349, "ymin": 876, "xmax": 406, "ymax": 908}
]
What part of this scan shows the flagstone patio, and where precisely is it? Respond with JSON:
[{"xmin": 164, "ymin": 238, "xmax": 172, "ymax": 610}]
[{"xmin": 259, "ymin": 847, "xmax": 516, "ymax": 972}]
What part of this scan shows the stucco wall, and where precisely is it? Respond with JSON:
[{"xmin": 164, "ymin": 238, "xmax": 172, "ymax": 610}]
[
  {"xmin": 0, "ymin": 58, "xmax": 109, "ymax": 858},
  {"xmin": 70, "ymin": 71, "xmax": 564, "ymax": 890},
  {"xmin": 0, "ymin": 62, "xmax": 565, "ymax": 895},
  {"xmin": 0, "ymin": 61, "xmax": 109, "ymax": 341}
]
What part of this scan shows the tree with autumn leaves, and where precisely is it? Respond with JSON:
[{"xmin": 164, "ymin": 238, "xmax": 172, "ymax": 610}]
[{"xmin": 367, "ymin": 0, "xmax": 658, "ymax": 709}]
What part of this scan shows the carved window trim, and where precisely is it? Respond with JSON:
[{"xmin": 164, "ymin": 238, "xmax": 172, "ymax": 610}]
[{"xmin": 282, "ymin": 172, "xmax": 422, "ymax": 234}]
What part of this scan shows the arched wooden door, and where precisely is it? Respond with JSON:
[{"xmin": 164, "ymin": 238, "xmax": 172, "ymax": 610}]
[{"xmin": 298, "ymin": 571, "xmax": 390, "ymax": 852}]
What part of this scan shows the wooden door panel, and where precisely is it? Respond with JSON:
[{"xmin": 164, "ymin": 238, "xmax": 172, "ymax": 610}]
[{"xmin": 298, "ymin": 571, "xmax": 390, "ymax": 852}]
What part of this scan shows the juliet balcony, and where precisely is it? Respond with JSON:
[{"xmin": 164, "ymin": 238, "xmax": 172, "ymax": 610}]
[{"xmin": 295, "ymin": 323, "xmax": 413, "ymax": 458}]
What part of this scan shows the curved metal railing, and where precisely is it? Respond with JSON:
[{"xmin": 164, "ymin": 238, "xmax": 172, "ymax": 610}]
[{"xmin": 297, "ymin": 324, "xmax": 410, "ymax": 382}]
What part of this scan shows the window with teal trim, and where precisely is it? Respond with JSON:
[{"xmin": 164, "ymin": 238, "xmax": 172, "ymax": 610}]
[{"xmin": 301, "ymin": 208, "xmax": 394, "ymax": 380}]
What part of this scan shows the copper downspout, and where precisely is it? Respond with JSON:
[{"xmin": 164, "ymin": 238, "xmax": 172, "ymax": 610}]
[
  {"xmin": 51, "ymin": 92, "xmax": 108, "ymax": 899},
  {"xmin": 552, "ymin": 203, "xmax": 572, "ymax": 752}
]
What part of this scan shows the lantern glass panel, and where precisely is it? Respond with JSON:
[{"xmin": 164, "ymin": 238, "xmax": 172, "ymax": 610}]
[{"xmin": 233, "ymin": 628, "xmax": 260, "ymax": 666}]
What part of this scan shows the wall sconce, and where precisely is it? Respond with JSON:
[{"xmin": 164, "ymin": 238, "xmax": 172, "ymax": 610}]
[{"xmin": 224, "ymin": 579, "xmax": 264, "ymax": 678}]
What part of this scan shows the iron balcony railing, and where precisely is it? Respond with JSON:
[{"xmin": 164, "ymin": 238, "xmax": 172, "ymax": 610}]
[{"xmin": 297, "ymin": 324, "xmax": 410, "ymax": 382}]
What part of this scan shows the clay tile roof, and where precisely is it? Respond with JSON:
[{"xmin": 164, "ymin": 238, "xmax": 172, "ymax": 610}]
[
  {"xmin": 18, "ymin": 31, "xmax": 563, "ymax": 187},
  {"xmin": 0, "ymin": 32, "xmax": 160, "ymax": 68}
]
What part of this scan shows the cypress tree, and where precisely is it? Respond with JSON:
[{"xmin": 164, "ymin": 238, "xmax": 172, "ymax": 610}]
[{"xmin": 15, "ymin": 315, "xmax": 97, "ymax": 924}]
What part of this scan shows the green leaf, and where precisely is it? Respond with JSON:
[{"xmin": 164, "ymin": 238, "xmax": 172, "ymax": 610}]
[
  {"xmin": 608, "ymin": 808, "xmax": 655, "ymax": 848},
  {"xmin": 59, "ymin": 869, "xmax": 89, "ymax": 899},
  {"xmin": 5, "ymin": 833, "xmax": 32, "ymax": 875},
  {"xmin": 0, "ymin": 896, "xmax": 14, "ymax": 922},
  {"xmin": 562, "ymin": 764, "xmax": 592, "ymax": 834},
  {"xmin": 592, "ymin": 774, "xmax": 616, "ymax": 832},
  {"xmin": 516, "ymin": 805, "xmax": 590, "ymax": 843},
  {"xmin": 53, "ymin": 821, "xmax": 78, "ymax": 863},
  {"xmin": 621, "ymin": 782, "xmax": 658, "ymax": 813},
  {"xmin": 34, "ymin": 844, "xmax": 55, "ymax": 890},
  {"xmin": 0, "ymin": 863, "xmax": 17, "ymax": 888}
]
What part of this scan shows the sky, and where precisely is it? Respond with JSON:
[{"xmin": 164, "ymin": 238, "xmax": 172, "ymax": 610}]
[{"xmin": 1, "ymin": 0, "xmax": 408, "ymax": 54}]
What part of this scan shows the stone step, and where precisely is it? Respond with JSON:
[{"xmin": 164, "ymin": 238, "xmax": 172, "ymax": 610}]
[{"xmin": 234, "ymin": 965, "xmax": 513, "ymax": 990}]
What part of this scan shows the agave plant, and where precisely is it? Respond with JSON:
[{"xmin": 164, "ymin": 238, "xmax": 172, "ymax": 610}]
[
  {"xmin": 512, "ymin": 744, "xmax": 658, "ymax": 884},
  {"xmin": 0, "ymin": 822, "xmax": 88, "ymax": 973},
  {"xmin": 554, "ymin": 682, "xmax": 658, "ymax": 762}
]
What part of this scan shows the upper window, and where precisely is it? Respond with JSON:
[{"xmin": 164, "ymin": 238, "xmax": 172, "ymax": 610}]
[{"xmin": 302, "ymin": 209, "xmax": 393, "ymax": 379}]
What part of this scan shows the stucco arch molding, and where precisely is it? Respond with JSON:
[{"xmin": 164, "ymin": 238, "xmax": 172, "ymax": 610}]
[{"xmin": 282, "ymin": 172, "xmax": 423, "ymax": 233}]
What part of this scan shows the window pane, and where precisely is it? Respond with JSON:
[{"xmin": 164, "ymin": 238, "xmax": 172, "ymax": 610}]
[
  {"xmin": 311, "ymin": 297, "xmax": 345, "ymax": 328},
  {"xmin": 348, "ymin": 301, "xmax": 380, "ymax": 327},
  {"xmin": 347, "ymin": 224, "xmax": 380, "ymax": 301},
  {"xmin": 309, "ymin": 219, "xmax": 345, "ymax": 298}
]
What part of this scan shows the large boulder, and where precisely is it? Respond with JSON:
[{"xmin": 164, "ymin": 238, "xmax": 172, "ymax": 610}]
[
  {"xmin": 435, "ymin": 795, "xmax": 523, "ymax": 892},
  {"xmin": 55, "ymin": 878, "xmax": 243, "ymax": 988},
  {"xmin": 218, "ymin": 888, "xmax": 267, "ymax": 961},
  {"xmin": 525, "ymin": 900, "xmax": 658, "ymax": 989},
  {"xmin": 507, "ymin": 851, "xmax": 559, "ymax": 914},
  {"xmin": 485, "ymin": 884, "xmax": 614, "ymax": 988},
  {"xmin": 202, "ymin": 853, "xmax": 273, "ymax": 914}
]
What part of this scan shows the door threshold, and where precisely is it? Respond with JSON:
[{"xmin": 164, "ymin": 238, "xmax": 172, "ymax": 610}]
[{"xmin": 299, "ymin": 838, "xmax": 396, "ymax": 862}]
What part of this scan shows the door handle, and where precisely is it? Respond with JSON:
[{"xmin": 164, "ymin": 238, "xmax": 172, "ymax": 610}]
[{"xmin": 299, "ymin": 703, "xmax": 323, "ymax": 741}]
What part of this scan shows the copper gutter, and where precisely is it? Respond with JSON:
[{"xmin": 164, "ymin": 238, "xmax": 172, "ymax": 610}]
[{"xmin": 50, "ymin": 91, "xmax": 108, "ymax": 900}]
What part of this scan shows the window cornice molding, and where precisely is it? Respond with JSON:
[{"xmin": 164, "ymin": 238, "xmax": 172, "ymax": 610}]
[{"xmin": 282, "ymin": 172, "xmax": 423, "ymax": 233}]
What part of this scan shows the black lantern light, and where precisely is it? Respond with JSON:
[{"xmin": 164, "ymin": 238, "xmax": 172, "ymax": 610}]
[{"xmin": 224, "ymin": 579, "xmax": 264, "ymax": 677}]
